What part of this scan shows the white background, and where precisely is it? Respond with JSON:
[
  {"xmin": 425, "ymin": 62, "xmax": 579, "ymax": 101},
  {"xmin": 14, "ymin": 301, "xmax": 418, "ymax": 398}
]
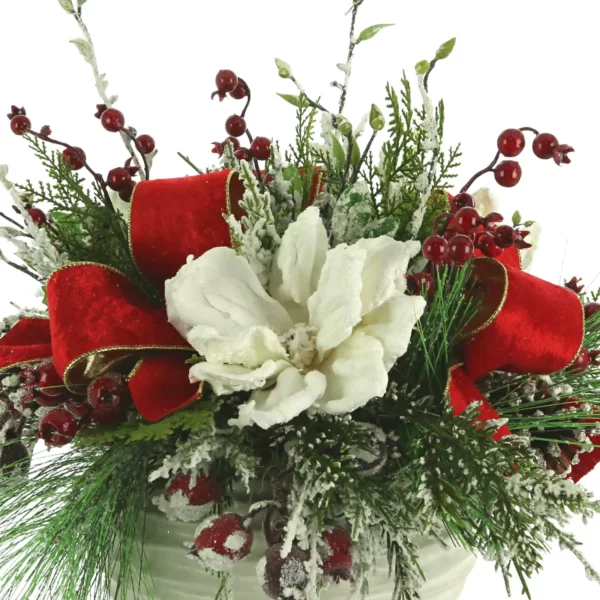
[{"xmin": 1, "ymin": 0, "xmax": 599, "ymax": 598}]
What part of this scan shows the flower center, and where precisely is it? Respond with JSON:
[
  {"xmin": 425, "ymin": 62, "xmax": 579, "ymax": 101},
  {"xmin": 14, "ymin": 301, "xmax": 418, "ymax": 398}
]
[{"xmin": 279, "ymin": 324, "xmax": 319, "ymax": 371}]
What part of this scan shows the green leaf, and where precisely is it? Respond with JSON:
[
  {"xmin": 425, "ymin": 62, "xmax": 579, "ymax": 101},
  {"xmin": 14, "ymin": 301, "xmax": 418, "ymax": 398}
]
[
  {"xmin": 70, "ymin": 38, "xmax": 95, "ymax": 65},
  {"xmin": 275, "ymin": 58, "xmax": 293, "ymax": 79},
  {"xmin": 369, "ymin": 104, "xmax": 385, "ymax": 131},
  {"xmin": 336, "ymin": 115, "xmax": 353, "ymax": 137},
  {"xmin": 284, "ymin": 165, "xmax": 303, "ymax": 193},
  {"xmin": 330, "ymin": 134, "xmax": 346, "ymax": 171},
  {"xmin": 351, "ymin": 136, "xmax": 361, "ymax": 168},
  {"xmin": 523, "ymin": 220, "xmax": 535, "ymax": 228},
  {"xmin": 57, "ymin": 0, "xmax": 74, "ymax": 13},
  {"xmin": 277, "ymin": 93, "xmax": 303, "ymax": 107},
  {"xmin": 358, "ymin": 24, "xmax": 395, "ymax": 42},
  {"xmin": 415, "ymin": 60, "xmax": 430, "ymax": 75},
  {"xmin": 435, "ymin": 37, "xmax": 456, "ymax": 60},
  {"xmin": 512, "ymin": 210, "xmax": 522, "ymax": 226},
  {"xmin": 365, "ymin": 216, "xmax": 400, "ymax": 237}
]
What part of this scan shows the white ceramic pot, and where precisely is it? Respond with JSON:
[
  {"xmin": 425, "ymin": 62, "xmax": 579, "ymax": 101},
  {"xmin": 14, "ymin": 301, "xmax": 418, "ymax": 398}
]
[{"xmin": 111, "ymin": 507, "xmax": 476, "ymax": 600}]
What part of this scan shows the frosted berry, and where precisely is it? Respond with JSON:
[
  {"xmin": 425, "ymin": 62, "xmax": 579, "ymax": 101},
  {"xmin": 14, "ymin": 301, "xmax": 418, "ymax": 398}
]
[
  {"xmin": 225, "ymin": 115, "xmax": 246, "ymax": 138},
  {"xmin": 476, "ymin": 232, "xmax": 503, "ymax": 258},
  {"xmin": 422, "ymin": 235, "xmax": 449, "ymax": 263},
  {"xmin": 225, "ymin": 136, "xmax": 241, "ymax": 151},
  {"xmin": 250, "ymin": 137, "xmax": 272, "ymax": 161},
  {"xmin": 229, "ymin": 81, "xmax": 248, "ymax": 100},
  {"xmin": 28, "ymin": 208, "xmax": 47, "ymax": 227},
  {"xmin": 87, "ymin": 373, "xmax": 130, "ymax": 414},
  {"xmin": 32, "ymin": 394, "xmax": 65, "ymax": 408},
  {"xmin": 406, "ymin": 272, "xmax": 435, "ymax": 298},
  {"xmin": 100, "ymin": 108, "xmax": 125, "ymax": 132},
  {"xmin": 107, "ymin": 167, "xmax": 132, "ymax": 192},
  {"xmin": 135, "ymin": 134, "xmax": 156, "ymax": 154},
  {"xmin": 494, "ymin": 225, "xmax": 515, "ymax": 249},
  {"xmin": 119, "ymin": 181, "xmax": 135, "ymax": 202},
  {"xmin": 65, "ymin": 397, "xmax": 91, "ymax": 420},
  {"xmin": 10, "ymin": 115, "xmax": 31, "ymax": 135},
  {"xmin": 584, "ymin": 303, "xmax": 600, "ymax": 320},
  {"xmin": 234, "ymin": 147, "xmax": 252, "ymax": 161},
  {"xmin": 90, "ymin": 408, "xmax": 125, "ymax": 426},
  {"xmin": 33, "ymin": 359, "xmax": 65, "ymax": 398},
  {"xmin": 448, "ymin": 235, "xmax": 475, "ymax": 265},
  {"xmin": 454, "ymin": 207, "xmax": 481, "ymax": 235},
  {"xmin": 553, "ymin": 143, "xmax": 574, "ymax": 166},
  {"xmin": 216, "ymin": 70, "xmax": 239, "ymax": 94},
  {"xmin": 167, "ymin": 473, "xmax": 221, "ymax": 506},
  {"xmin": 494, "ymin": 160, "xmax": 522, "ymax": 187},
  {"xmin": 62, "ymin": 147, "xmax": 86, "ymax": 170},
  {"xmin": 450, "ymin": 192, "xmax": 475, "ymax": 213},
  {"xmin": 263, "ymin": 505, "xmax": 288, "ymax": 546},
  {"xmin": 497, "ymin": 128, "xmax": 525, "ymax": 157},
  {"xmin": 321, "ymin": 528, "xmax": 353, "ymax": 580},
  {"xmin": 193, "ymin": 513, "xmax": 253, "ymax": 571},
  {"xmin": 38, "ymin": 409, "xmax": 78, "ymax": 447},
  {"xmin": 570, "ymin": 349, "xmax": 591, "ymax": 374},
  {"xmin": 533, "ymin": 133, "xmax": 558, "ymax": 160},
  {"xmin": 261, "ymin": 543, "xmax": 309, "ymax": 600}
]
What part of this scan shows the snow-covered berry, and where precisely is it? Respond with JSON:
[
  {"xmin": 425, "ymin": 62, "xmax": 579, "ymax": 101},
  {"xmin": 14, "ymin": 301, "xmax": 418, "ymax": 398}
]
[
  {"xmin": 263, "ymin": 505, "xmax": 288, "ymax": 547},
  {"xmin": 258, "ymin": 543, "xmax": 309, "ymax": 600},
  {"xmin": 321, "ymin": 527, "xmax": 353, "ymax": 581},
  {"xmin": 190, "ymin": 513, "xmax": 253, "ymax": 572}
]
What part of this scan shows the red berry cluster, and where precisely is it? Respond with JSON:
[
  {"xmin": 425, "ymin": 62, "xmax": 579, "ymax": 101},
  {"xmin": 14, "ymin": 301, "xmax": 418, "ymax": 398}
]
[
  {"xmin": 17, "ymin": 361, "xmax": 131, "ymax": 447},
  {"xmin": 461, "ymin": 127, "xmax": 573, "ymax": 193},
  {"xmin": 421, "ymin": 193, "xmax": 531, "ymax": 266},
  {"xmin": 11, "ymin": 196, "xmax": 49, "ymax": 228},
  {"xmin": 211, "ymin": 69, "xmax": 271, "ymax": 162},
  {"xmin": 95, "ymin": 105, "xmax": 155, "ymax": 155}
]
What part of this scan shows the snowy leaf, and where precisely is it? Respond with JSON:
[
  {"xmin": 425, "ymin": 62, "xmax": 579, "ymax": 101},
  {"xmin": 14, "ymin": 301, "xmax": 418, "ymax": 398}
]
[
  {"xmin": 435, "ymin": 37, "xmax": 457, "ymax": 60},
  {"xmin": 277, "ymin": 93, "xmax": 303, "ymax": 108},
  {"xmin": 275, "ymin": 58, "xmax": 292, "ymax": 79},
  {"xmin": 70, "ymin": 38, "xmax": 95, "ymax": 65},
  {"xmin": 364, "ymin": 217, "xmax": 400, "ymax": 238},
  {"xmin": 57, "ymin": 0, "xmax": 74, "ymax": 13},
  {"xmin": 329, "ymin": 134, "xmax": 345, "ymax": 171},
  {"xmin": 78, "ymin": 0, "xmax": 88, "ymax": 5},
  {"xmin": 415, "ymin": 60, "xmax": 430, "ymax": 75},
  {"xmin": 350, "ymin": 135, "xmax": 361, "ymax": 167},
  {"xmin": 357, "ymin": 24, "xmax": 394, "ymax": 43}
]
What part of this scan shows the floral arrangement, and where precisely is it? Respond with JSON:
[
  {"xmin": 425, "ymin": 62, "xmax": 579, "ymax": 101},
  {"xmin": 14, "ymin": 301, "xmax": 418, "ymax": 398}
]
[{"xmin": 1, "ymin": 1, "xmax": 599, "ymax": 600}]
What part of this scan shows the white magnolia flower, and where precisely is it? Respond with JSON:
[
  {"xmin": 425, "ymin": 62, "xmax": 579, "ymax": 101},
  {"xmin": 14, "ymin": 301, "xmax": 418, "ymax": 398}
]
[{"xmin": 166, "ymin": 207, "xmax": 426, "ymax": 429}]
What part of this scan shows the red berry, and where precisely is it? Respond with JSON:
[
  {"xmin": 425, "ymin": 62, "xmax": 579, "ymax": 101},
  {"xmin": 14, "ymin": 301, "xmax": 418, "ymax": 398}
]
[
  {"xmin": 90, "ymin": 409, "xmax": 126, "ymax": 426},
  {"xmin": 10, "ymin": 115, "xmax": 31, "ymax": 135},
  {"xmin": 32, "ymin": 395, "xmax": 65, "ymax": 408},
  {"xmin": 565, "ymin": 277, "xmax": 584, "ymax": 294},
  {"xmin": 65, "ymin": 397, "xmax": 91, "ymax": 420},
  {"xmin": 454, "ymin": 207, "xmax": 481, "ymax": 235},
  {"xmin": 34, "ymin": 359, "xmax": 65, "ymax": 398},
  {"xmin": 225, "ymin": 136, "xmax": 241, "ymax": 151},
  {"xmin": 107, "ymin": 167, "xmax": 132, "ymax": 192},
  {"xmin": 62, "ymin": 147, "xmax": 87, "ymax": 170},
  {"xmin": 87, "ymin": 373, "xmax": 130, "ymax": 414},
  {"xmin": 215, "ymin": 70, "xmax": 239, "ymax": 94},
  {"xmin": 406, "ymin": 272, "xmax": 435, "ymax": 298},
  {"xmin": 38, "ymin": 409, "xmax": 78, "ymax": 447},
  {"xmin": 494, "ymin": 225, "xmax": 515, "ymax": 249},
  {"xmin": 250, "ymin": 137, "xmax": 272, "ymax": 161},
  {"xmin": 193, "ymin": 513, "xmax": 253, "ymax": 570},
  {"xmin": 118, "ymin": 181, "xmax": 135, "ymax": 203},
  {"xmin": 450, "ymin": 192, "xmax": 475, "ymax": 213},
  {"xmin": 570, "ymin": 349, "xmax": 591, "ymax": 374},
  {"xmin": 448, "ymin": 235, "xmax": 475, "ymax": 265},
  {"xmin": 234, "ymin": 147, "xmax": 252, "ymax": 161},
  {"xmin": 321, "ymin": 528, "xmax": 353, "ymax": 579},
  {"xmin": 28, "ymin": 208, "xmax": 47, "ymax": 227},
  {"xmin": 494, "ymin": 160, "xmax": 522, "ymax": 188},
  {"xmin": 422, "ymin": 235, "xmax": 449, "ymax": 263},
  {"xmin": 229, "ymin": 81, "xmax": 248, "ymax": 100},
  {"xmin": 100, "ymin": 108, "xmax": 125, "ymax": 132},
  {"xmin": 533, "ymin": 133, "xmax": 559, "ymax": 160},
  {"xmin": 225, "ymin": 115, "xmax": 247, "ymax": 138},
  {"xmin": 476, "ymin": 232, "xmax": 503, "ymax": 258},
  {"xmin": 585, "ymin": 303, "xmax": 600, "ymax": 320},
  {"xmin": 135, "ymin": 134, "xmax": 155, "ymax": 155},
  {"xmin": 260, "ymin": 543, "xmax": 309, "ymax": 599},
  {"xmin": 497, "ymin": 128, "xmax": 526, "ymax": 158},
  {"xmin": 168, "ymin": 473, "xmax": 221, "ymax": 506}
]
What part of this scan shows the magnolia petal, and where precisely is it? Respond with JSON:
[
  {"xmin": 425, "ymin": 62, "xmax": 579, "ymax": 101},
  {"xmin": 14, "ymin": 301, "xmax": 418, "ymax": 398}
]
[
  {"xmin": 358, "ymin": 294, "xmax": 426, "ymax": 370},
  {"xmin": 472, "ymin": 187, "xmax": 500, "ymax": 216},
  {"xmin": 187, "ymin": 325, "xmax": 288, "ymax": 369},
  {"xmin": 520, "ymin": 221, "xmax": 541, "ymax": 272},
  {"xmin": 317, "ymin": 331, "xmax": 388, "ymax": 415},
  {"xmin": 189, "ymin": 359, "xmax": 291, "ymax": 396},
  {"xmin": 166, "ymin": 247, "xmax": 293, "ymax": 340},
  {"xmin": 354, "ymin": 237, "xmax": 422, "ymax": 315},
  {"xmin": 308, "ymin": 244, "xmax": 366, "ymax": 353},
  {"xmin": 270, "ymin": 206, "xmax": 328, "ymax": 308}
]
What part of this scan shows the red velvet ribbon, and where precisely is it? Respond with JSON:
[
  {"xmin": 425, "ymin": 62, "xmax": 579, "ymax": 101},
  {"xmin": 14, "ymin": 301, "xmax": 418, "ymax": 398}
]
[{"xmin": 0, "ymin": 318, "xmax": 52, "ymax": 370}]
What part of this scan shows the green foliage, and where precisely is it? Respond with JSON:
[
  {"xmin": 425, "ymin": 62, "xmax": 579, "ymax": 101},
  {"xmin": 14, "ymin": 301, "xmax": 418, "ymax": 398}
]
[
  {"xmin": 435, "ymin": 37, "xmax": 456, "ymax": 60},
  {"xmin": 17, "ymin": 135, "xmax": 157, "ymax": 299},
  {"xmin": 0, "ymin": 442, "xmax": 154, "ymax": 600},
  {"xmin": 357, "ymin": 23, "xmax": 394, "ymax": 43},
  {"xmin": 75, "ymin": 401, "xmax": 216, "ymax": 447}
]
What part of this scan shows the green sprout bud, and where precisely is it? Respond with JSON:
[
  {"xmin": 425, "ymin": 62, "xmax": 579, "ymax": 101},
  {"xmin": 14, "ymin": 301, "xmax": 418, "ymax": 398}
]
[
  {"xmin": 369, "ymin": 104, "xmax": 385, "ymax": 131},
  {"xmin": 435, "ymin": 38, "xmax": 456, "ymax": 60},
  {"xmin": 336, "ymin": 115, "xmax": 353, "ymax": 137},
  {"xmin": 275, "ymin": 58, "xmax": 292, "ymax": 79},
  {"xmin": 415, "ymin": 60, "xmax": 430, "ymax": 75}
]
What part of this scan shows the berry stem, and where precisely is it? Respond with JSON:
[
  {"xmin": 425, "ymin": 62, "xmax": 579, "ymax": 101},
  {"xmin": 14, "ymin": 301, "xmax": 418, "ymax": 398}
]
[
  {"xmin": 520, "ymin": 126, "xmax": 540, "ymax": 135},
  {"xmin": 289, "ymin": 77, "xmax": 330, "ymax": 113},
  {"xmin": 460, "ymin": 151, "xmax": 501, "ymax": 193},
  {"xmin": 349, "ymin": 130, "xmax": 377, "ymax": 186},
  {"xmin": 238, "ymin": 77, "xmax": 252, "ymax": 119},
  {"xmin": 0, "ymin": 211, "xmax": 25, "ymax": 231},
  {"xmin": 25, "ymin": 129, "xmax": 114, "ymax": 212},
  {"xmin": 119, "ymin": 128, "xmax": 150, "ymax": 181}
]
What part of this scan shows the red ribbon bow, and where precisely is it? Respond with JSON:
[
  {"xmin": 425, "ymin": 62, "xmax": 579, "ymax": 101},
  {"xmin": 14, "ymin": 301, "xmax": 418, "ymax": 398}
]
[{"xmin": 0, "ymin": 179, "xmax": 585, "ymax": 442}]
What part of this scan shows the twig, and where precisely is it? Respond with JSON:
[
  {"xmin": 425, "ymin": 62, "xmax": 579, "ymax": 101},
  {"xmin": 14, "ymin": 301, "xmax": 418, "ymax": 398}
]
[
  {"xmin": 177, "ymin": 153, "xmax": 204, "ymax": 175},
  {"xmin": 350, "ymin": 131, "xmax": 377, "ymax": 186},
  {"xmin": 339, "ymin": 136, "xmax": 355, "ymax": 196},
  {"xmin": 460, "ymin": 151, "xmax": 501, "ymax": 193},
  {"xmin": 1, "ymin": 258, "xmax": 43, "ymax": 283},
  {"xmin": 289, "ymin": 77, "xmax": 330, "ymax": 113},
  {"xmin": 423, "ymin": 59, "xmax": 438, "ymax": 93},
  {"xmin": 119, "ymin": 128, "xmax": 150, "ymax": 180},
  {"xmin": 338, "ymin": 0, "xmax": 365, "ymax": 114},
  {"xmin": 0, "ymin": 211, "xmax": 24, "ymax": 231}
]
